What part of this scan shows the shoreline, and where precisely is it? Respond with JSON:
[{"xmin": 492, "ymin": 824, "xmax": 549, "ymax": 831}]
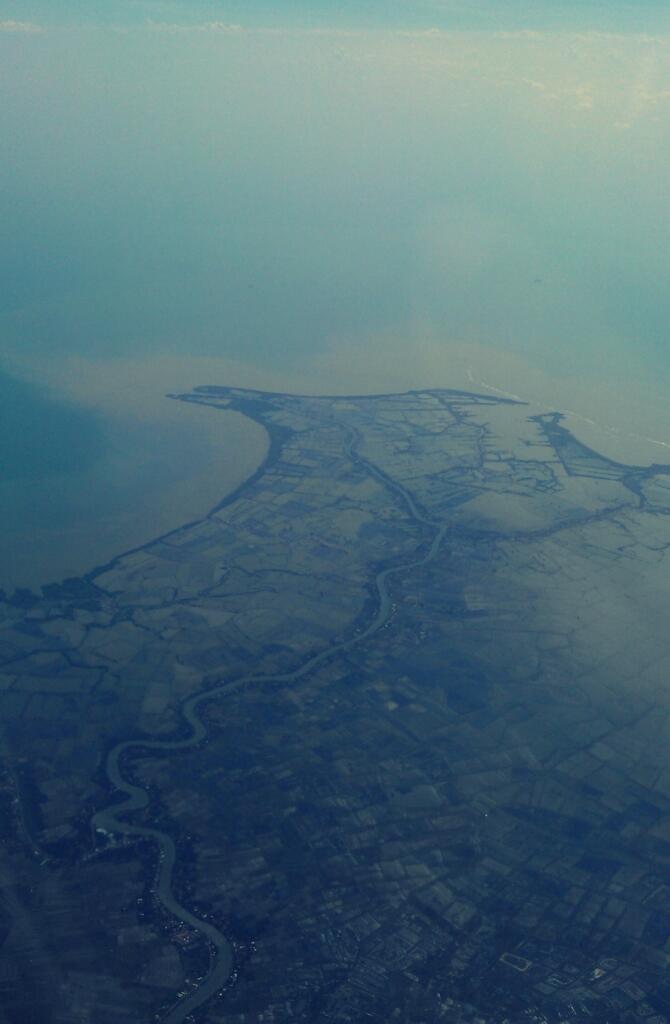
[
  {"xmin": 81, "ymin": 393, "xmax": 288, "ymax": 588},
  {"xmin": 0, "ymin": 400, "xmax": 268, "ymax": 596},
  {"xmin": 469, "ymin": 372, "xmax": 670, "ymax": 469},
  {"xmin": 86, "ymin": 383, "xmax": 670, "ymax": 1022},
  {"xmin": 4, "ymin": 363, "xmax": 667, "ymax": 596}
]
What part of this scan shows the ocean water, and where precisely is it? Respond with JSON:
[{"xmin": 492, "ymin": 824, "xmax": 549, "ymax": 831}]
[
  {"xmin": 0, "ymin": 366, "xmax": 267, "ymax": 593},
  {"xmin": 1, "ymin": 22, "xmax": 669, "ymax": 588}
]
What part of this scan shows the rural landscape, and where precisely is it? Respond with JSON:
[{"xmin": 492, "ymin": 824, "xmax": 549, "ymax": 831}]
[{"xmin": 2, "ymin": 385, "xmax": 670, "ymax": 1022}]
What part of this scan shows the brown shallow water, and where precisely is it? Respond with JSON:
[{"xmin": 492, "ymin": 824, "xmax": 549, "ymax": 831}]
[
  {"xmin": 0, "ymin": 397, "xmax": 267, "ymax": 594},
  {"xmin": 4, "ymin": 339, "xmax": 669, "ymax": 596}
]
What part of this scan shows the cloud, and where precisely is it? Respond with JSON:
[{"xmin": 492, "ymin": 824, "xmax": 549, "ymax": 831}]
[{"xmin": 0, "ymin": 20, "xmax": 42, "ymax": 33}]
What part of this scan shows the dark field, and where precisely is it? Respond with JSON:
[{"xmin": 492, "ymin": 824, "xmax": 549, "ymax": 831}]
[{"xmin": 2, "ymin": 386, "xmax": 670, "ymax": 1023}]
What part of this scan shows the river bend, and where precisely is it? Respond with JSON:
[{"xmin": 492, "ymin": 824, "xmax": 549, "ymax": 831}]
[{"xmin": 92, "ymin": 422, "xmax": 448, "ymax": 1022}]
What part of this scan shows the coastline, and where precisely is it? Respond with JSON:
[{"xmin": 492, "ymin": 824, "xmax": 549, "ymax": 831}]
[
  {"xmin": 303, "ymin": 339, "xmax": 670, "ymax": 469},
  {"xmin": 86, "ymin": 382, "xmax": 670, "ymax": 1022},
  {"xmin": 0, "ymin": 401, "xmax": 268, "ymax": 595},
  {"xmin": 5, "ymin": 339, "xmax": 669, "ymax": 594}
]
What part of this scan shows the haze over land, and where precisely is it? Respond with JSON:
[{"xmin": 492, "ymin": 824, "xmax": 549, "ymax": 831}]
[
  {"xmin": 1, "ymin": 1, "xmax": 669, "ymax": 582},
  {"xmin": 4, "ymin": 7, "xmax": 670, "ymax": 1024}
]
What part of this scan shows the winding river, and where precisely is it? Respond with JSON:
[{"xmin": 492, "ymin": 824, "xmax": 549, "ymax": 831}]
[{"xmin": 92, "ymin": 421, "xmax": 448, "ymax": 1022}]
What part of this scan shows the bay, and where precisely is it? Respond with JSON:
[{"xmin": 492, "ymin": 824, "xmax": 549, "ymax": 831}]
[{"xmin": 0, "ymin": 366, "xmax": 267, "ymax": 594}]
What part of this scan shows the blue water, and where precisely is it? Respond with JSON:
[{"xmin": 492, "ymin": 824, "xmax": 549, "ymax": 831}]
[
  {"xmin": 2, "ymin": 23, "xmax": 668, "ymax": 382},
  {"xmin": 11, "ymin": 1, "xmax": 670, "ymax": 33},
  {"xmin": 1, "ymin": 17, "xmax": 668, "ymax": 585},
  {"xmin": 0, "ymin": 370, "xmax": 103, "ymax": 483},
  {"xmin": 0, "ymin": 367, "xmax": 267, "ymax": 593}
]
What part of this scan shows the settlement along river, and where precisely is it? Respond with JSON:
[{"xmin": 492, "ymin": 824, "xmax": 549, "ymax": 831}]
[{"xmin": 92, "ymin": 424, "xmax": 449, "ymax": 1023}]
